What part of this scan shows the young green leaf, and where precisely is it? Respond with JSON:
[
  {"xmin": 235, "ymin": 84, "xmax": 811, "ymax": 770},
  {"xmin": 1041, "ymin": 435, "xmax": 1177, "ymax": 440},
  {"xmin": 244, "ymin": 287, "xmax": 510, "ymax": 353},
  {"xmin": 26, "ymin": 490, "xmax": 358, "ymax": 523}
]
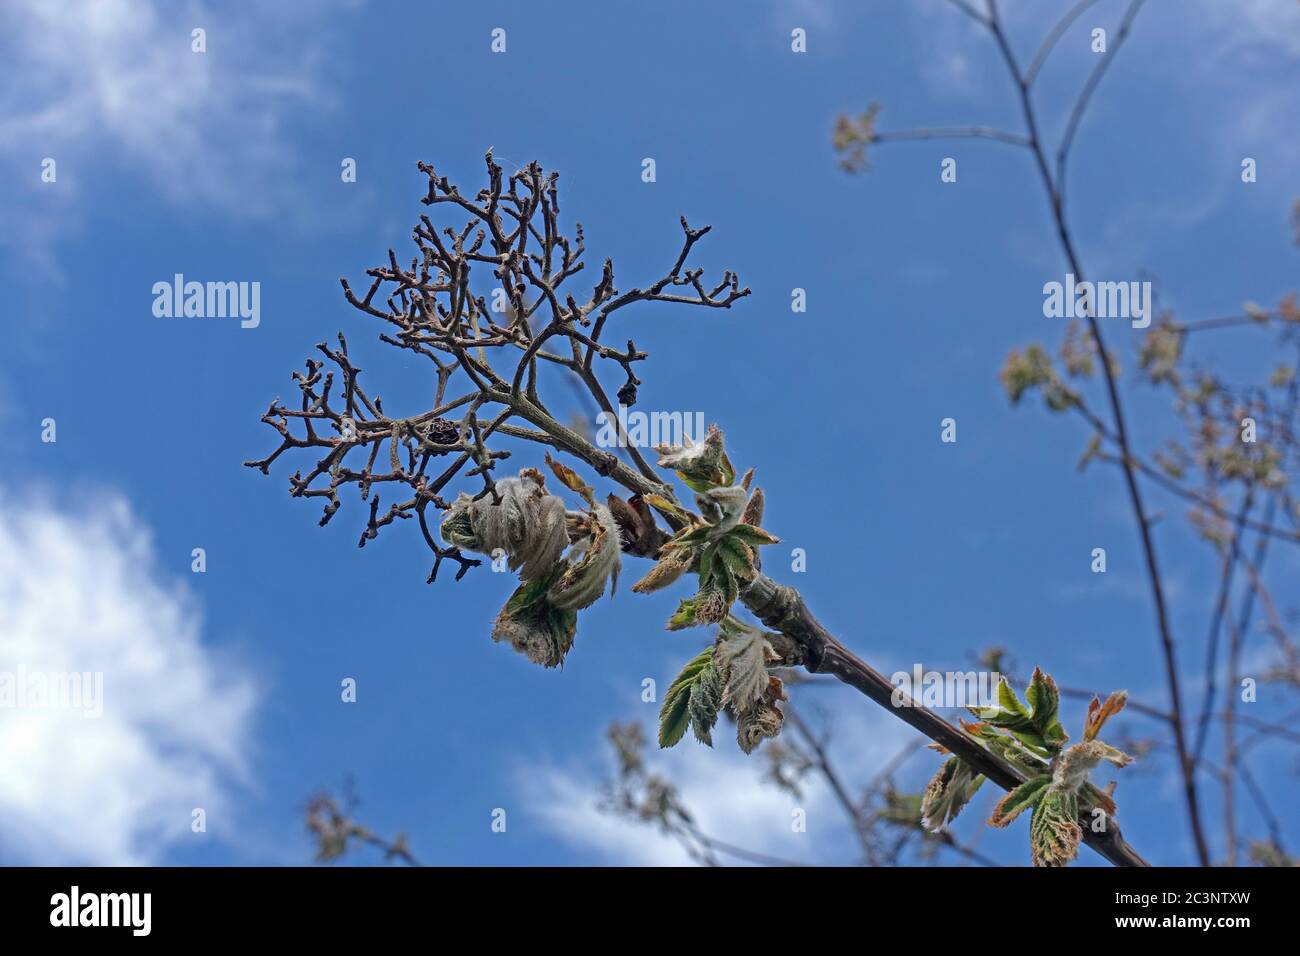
[
  {"xmin": 728, "ymin": 523, "xmax": 780, "ymax": 547},
  {"xmin": 1026, "ymin": 666, "xmax": 1069, "ymax": 749},
  {"xmin": 715, "ymin": 534, "xmax": 756, "ymax": 584},
  {"xmin": 697, "ymin": 541, "xmax": 720, "ymax": 589},
  {"xmin": 659, "ymin": 646, "xmax": 716, "ymax": 748},
  {"xmin": 687, "ymin": 659, "xmax": 723, "ymax": 745},
  {"xmin": 1030, "ymin": 787, "xmax": 1081, "ymax": 867},
  {"xmin": 988, "ymin": 774, "xmax": 1051, "ymax": 828},
  {"xmin": 658, "ymin": 688, "xmax": 692, "ymax": 749}
]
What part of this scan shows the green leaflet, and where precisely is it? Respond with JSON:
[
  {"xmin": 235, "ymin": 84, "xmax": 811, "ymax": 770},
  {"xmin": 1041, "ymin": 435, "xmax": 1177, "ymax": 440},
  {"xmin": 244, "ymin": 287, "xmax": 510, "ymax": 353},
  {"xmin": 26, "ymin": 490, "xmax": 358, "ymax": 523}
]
[
  {"xmin": 548, "ymin": 606, "xmax": 578, "ymax": 654},
  {"xmin": 727, "ymin": 523, "xmax": 780, "ymax": 547},
  {"xmin": 680, "ymin": 474, "xmax": 717, "ymax": 493},
  {"xmin": 970, "ymin": 676, "xmax": 1052, "ymax": 753},
  {"xmin": 719, "ymin": 448, "xmax": 736, "ymax": 487},
  {"xmin": 996, "ymin": 676, "xmax": 1030, "ymax": 718},
  {"xmin": 715, "ymin": 534, "xmax": 755, "ymax": 583},
  {"xmin": 989, "ymin": 774, "xmax": 1052, "ymax": 828},
  {"xmin": 687, "ymin": 660, "xmax": 723, "ymax": 745},
  {"xmin": 1026, "ymin": 667, "xmax": 1056, "ymax": 722},
  {"xmin": 659, "ymin": 646, "xmax": 716, "ymax": 748},
  {"xmin": 718, "ymin": 563, "xmax": 739, "ymax": 605},
  {"xmin": 669, "ymin": 525, "xmax": 713, "ymax": 548},
  {"xmin": 1026, "ymin": 667, "xmax": 1068, "ymax": 749},
  {"xmin": 981, "ymin": 731, "xmax": 1052, "ymax": 777},
  {"xmin": 698, "ymin": 541, "xmax": 720, "ymax": 589},
  {"xmin": 502, "ymin": 562, "xmax": 566, "ymax": 616},
  {"xmin": 658, "ymin": 688, "xmax": 692, "ymax": 748},
  {"xmin": 655, "ymin": 691, "xmax": 696, "ymax": 749}
]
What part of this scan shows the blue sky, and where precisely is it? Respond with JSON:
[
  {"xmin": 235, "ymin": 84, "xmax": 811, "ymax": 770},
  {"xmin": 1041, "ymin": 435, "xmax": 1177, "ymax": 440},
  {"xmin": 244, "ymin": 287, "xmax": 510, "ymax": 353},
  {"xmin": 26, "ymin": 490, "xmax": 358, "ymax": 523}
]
[{"xmin": 1, "ymin": 0, "xmax": 1298, "ymax": 866}]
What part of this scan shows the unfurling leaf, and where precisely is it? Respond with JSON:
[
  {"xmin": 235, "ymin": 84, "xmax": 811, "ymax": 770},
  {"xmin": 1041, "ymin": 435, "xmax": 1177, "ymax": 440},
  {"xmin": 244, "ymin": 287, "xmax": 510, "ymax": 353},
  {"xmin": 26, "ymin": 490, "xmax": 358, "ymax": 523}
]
[
  {"xmin": 989, "ymin": 774, "xmax": 1051, "ymax": 828},
  {"xmin": 632, "ymin": 547, "xmax": 695, "ymax": 593},
  {"xmin": 1026, "ymin": 666, "xmax": 1068, "ymax": 749},
  {"xmin": 441, "ymin": 471, "xmax": 568, "ymax": 582},
  {"xmin": 491, "ymin": 577, "xmax": 578, "ymax": 669},
  {"xmin": 728, "ymin": 523, "xmax": 780, "ymax": 547},
  {"xmin": 659, "ymin": 646, "xmax": 718, "ymax": 748},
  {"xmin": 658, "ymin": 684, "xmax": 692, "ymax": 749},
  {"xmin": 920, "ymin": 756, "xmax": 985, "ymax": 831},
  {"xmin": 1055, "ymin": 740, "xmax": 1133, "ymax": 791},
  {"xmin": 969, "ymin": 676, "xmax": 1035, "ymax": 731},
  {"xmin": 1030, "ymin": 787, "xmax": 1081, "ymax": 867},
  {"xmin": 688, "ymin": 660, "xmax": 724, "ymax": 745},
  {"xmin": 715, "ymin": 625, "xmax": 775, "ymax": 711},
  {"xmin": 656, "ymin": 424, "xmax": 732, "ymax": 491},
  {"xmin": 548, "ymin": 505, "xmax": 621, "ymax": 610},
  {"xmin": 661, "ymin": 524, "xmax": 713, "ymax": 551},
  {"xmin": 693, "ymin": 583, "xmax": 729, "ymax": 625},
  {"xmin": 736, "ymin": 677, "xmax": 786, "ymax": 754}
]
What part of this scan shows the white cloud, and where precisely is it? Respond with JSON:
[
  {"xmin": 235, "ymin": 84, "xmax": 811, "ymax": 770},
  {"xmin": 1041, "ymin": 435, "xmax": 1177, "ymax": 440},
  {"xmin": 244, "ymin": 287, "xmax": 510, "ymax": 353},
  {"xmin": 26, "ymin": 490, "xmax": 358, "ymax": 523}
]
[
  {"xmin": 0, "ymin": 0, "xmax": 350, "ymax": 271},
  {"xmin": 518, "ymin": 702, "xmax": 917, "ymax": 866},
  {"xmin": 0, "ymin": 487, "xmax": 258, "ymax": 864},
  {"xmin": 1194, "ymin": 0, "xmax": 1300, "ymax": 61}
]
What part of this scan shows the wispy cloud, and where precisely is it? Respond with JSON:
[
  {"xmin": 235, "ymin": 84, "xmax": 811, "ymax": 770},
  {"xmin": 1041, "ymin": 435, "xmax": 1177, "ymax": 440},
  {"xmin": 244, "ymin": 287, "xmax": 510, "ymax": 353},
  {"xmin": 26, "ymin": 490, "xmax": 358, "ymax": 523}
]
[
  {"xmin": 0, "ymin": 486, "xmax": 258, "ymax": 864},
  {"xmin": 0, "ymin": 0, "xmax": 351, "ymax": 272},
  {"xmin": 517, "ymin": 703, "xmax": 917, "ymax": 866}
]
